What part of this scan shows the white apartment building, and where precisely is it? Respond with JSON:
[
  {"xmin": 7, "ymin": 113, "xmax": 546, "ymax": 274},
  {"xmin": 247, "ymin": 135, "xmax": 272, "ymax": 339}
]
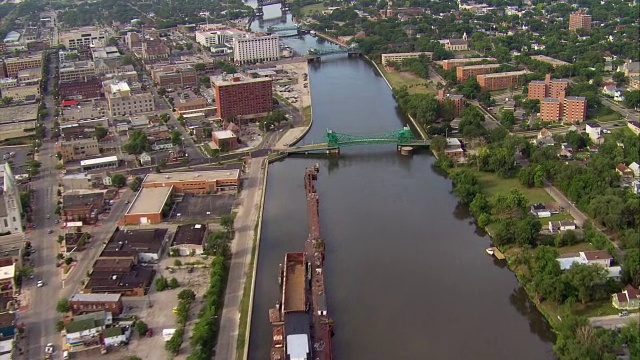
[
  {"xmin": 233, "ymin": 34, "xmax": 280, "ymax": 64},
  {"xmin": 59, "ymin": 61, "xmax": 96, "ymax": 82},
  {"xmin": 105, "ymin": 81, "xmax": 155, "ymax": 116},
  {"xmin": 0, "ymin": 163, "xmax": 24, "ymax": 234},
  {"xmin": 60, "ymin": 27, "xmax": 109, "ymax": 49},
  {"xmin": 195, "ymin": 31, "xmax": 229, "ymax": 48}
]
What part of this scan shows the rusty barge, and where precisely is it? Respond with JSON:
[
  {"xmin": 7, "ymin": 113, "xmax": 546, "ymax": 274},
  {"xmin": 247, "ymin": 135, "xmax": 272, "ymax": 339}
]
[{"xmin": 269, "ymin": 164, "xmax": 333, "ymax": 360}]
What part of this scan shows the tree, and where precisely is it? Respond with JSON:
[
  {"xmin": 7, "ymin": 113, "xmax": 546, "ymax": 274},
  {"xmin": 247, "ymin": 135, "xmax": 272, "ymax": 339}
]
[
  {"xmin": 157, "ymin": 87, "xmax": 167, "ymax": 97},
  {"xmin": 168, "ymin": 277, "xmax": 179, "ymax": 289},
  {"xmin": 621, "ymin": 248, "xmax": 640, "ymax": 287},
  {"xmin": 624, "ymin": 90, "xmax": 640, "ymax": 109},
  {"xmin": 178, "ymin": 289, "xmax": 196, "ymax": 302},
  {"xmin": 111, "ymin": 174, "xmax": 126, "ymax": 188},
  {"xmin": 469, "ymin": 193, "xmax": 490, "ymax": 218},
  {"xmin": 171, "ymin": 130, "xmax": 182, "ymax": 146},
  {"xmin": 430, "ymin": 136, "xmax": 447, "ymax": 153},
  {"xmin": 450, "ymin": 171, "xmax": 480, "ymax": 205},
  {"xmin": 123, "ymin": 130, "xmax": 151, "ymax": 155},
  {"xmin": 56, "ymin": 298, "xmax": 70, "ymax": 313},
  {"xmin": 612, "ymin": 71, "xmax": 628, "ymax": 87},
  {"xmin": 531, "ymin": 246, "xmax": 564, "ymax": 302},
  {"xmin": 129, "ymin": 176, "xmax": 142, "ymax": 191},
  {"xmin": 562, "ymin": 263, "xmax": 607, "ymax": 304},
  {"xmin": 155, "ymin": 276, "xmax": 169, "ymax": 291},
  {"xmin": 565, "ymin": 131, "xmax": 589, "ymax": 150},
  {"xmin": 159, "ymin": 113, "xmax": 170, "ymax": 123},
  {"xmin": 500, "ymin": 109, "xmax": 515, "ymax": 128},
  {"xmin": 94, "ymin": 126, "xmax": 108, "ymax": 140},
  {"xmin": 514, "ymin": 216, "xmax": 541, "ymax": 246},
  {"xmin": 165, "ymin": 328, "xmax": 184, "ymax": 354},
  {"xmin": 26, "ymin": 160, "xmax": 41, "ymax": 177},
  {"xmin": 127, "ymin": 357, "xmax": 143, "ymax": 360},
  {"xmin": 134, "ymin": 320, "xmax": 148, "ymax": 336},
  {"xmin": 220, "ymin": 213, "xmax": 236, "ymax": 235}
]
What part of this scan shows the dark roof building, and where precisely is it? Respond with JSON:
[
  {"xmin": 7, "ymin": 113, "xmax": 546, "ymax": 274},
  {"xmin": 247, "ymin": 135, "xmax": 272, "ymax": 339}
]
[
  {"xmin": 171, "ymin": 223, "xmax": 208, "ymax": 256},
  {"xmin": 84, "ymin": 265, "xmax": 154, "ymax": 297},
  {"xmin": 100, "ymin": 227, "xmax": 168, "ymax": 262}
]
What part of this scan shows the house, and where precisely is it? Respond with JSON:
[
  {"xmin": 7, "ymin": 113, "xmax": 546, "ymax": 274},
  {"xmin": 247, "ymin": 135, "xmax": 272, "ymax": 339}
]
[
  {"xmin": 532, "ymin": 137, "xmax": 555, "ymax": 147},
  {"xmin": 102, "ymin": 326, "xmax": 131, "ymax": 346},
  {"xmin": 557, "ymin": 250, "xmax": 614, "ymax": 271},
  {"xmin": 611, "ymin": 284, "xmax": 640, "ymax": 310},
  {"xmin": 628, "ymin": 162, "xmax": 640, "ymax": 178},
  {"xmin": 530, "ymin": 203, "xmax": 552, "ymax": 218},
  {"xmin": 69, "ymin": 293, "xmax": 123, "ymax": 316},
  {"xmin": 628, "ymin": 121, "xmax": 640, "ymax": 135},
  {"xmin": 585, "ymin": 123, "xmax": 602, "ymax": 141},
  {"xmin": 548, "ymin": 220, "xmax": 576, "ymax": 233},
  {"xmin": 171, "ymin": 223, "xmax": 207, "ymax": 256},
  {"xmin": 616, "ymin": 163, "xmax": 634, "ymax": 178},
  {"xmin": 64, "ymin": 318, "xmax": 105, "ymax": 348},
  {"xmin": 444, "ymin": 137, "xmax": 465, "ymax": 161},
  {"xmin": 631, "ymin": 180, "xmax": 640, "ymax": 195},
  {"xmin": 538, "ymin": 128, "xmax": 552, "ymax": 139},
  {"xmin": 138, "ymin": 152, "xmax": 152, "ymax": 167}
]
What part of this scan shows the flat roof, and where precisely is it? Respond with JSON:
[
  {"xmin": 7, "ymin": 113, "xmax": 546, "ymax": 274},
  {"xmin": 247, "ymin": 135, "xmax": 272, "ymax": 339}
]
[
  {"xmin": 173, "ymin": 223, "xmax": 207, "ymax": 246},
  {"xmin": 213, "ymin": 130, "xmax": 236, "ymax": 139},
  {"xmin": 143, "ymin": 169, "xmax": 240, "ymax": 184},
  {"xmin": 80, "ymin": 155, "xmax": 119, "ymax": 166},
  {"xmin": 0, "ymin": 104, "xmax": 38, "ymax": 124},
  {"xmin": 101, "ymin": 227, "xmax": 168, "ymax": 258},
  {"xmin": 459, "ymin": 63, "xmax": 500, "ymax": 70},
  {"xmin": 70, "ymin": 293, "xmax": 122, "ymax": 302},
  {"xmin": 479, "ymin": 70, "xmax": 529, "ymax": 78},
  {"xmin": 0, "ymin": 264, "xmax": 14, "ymax": 281},
  {"xmin": 127, "ymin": 186, "xmax": 173, "ymax": 215},
  {"xmin": 531, "ymin": 55, "xmax": 570, "ymax": 66}
]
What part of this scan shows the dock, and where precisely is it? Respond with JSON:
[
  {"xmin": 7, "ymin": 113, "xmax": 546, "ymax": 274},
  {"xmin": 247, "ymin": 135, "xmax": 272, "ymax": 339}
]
[{"xmin": 489, "ymin": 247, "xmax": 505, "ymax": 260}]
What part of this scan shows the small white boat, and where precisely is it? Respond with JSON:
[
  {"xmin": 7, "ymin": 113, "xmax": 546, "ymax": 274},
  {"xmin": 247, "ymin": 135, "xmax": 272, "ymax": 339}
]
[{"xmin": 485, "ymin": 248, "xmax": 494, "ymax": 255}]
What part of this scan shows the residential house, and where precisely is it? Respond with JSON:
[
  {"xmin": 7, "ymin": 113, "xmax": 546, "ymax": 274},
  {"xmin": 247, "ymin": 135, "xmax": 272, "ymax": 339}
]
[
  {"xmin": 628, "ymin": 121, "xmax": 640, "ymax": 135},
  {"xmin": 557, "ymin": 250, "xmax": 617, "ymax": 274},
  {"xmin": 443, "ymin": 137, "xmax": 465, "ymax": 162},
  {"xmin": 585, "ymin": 123, "xmax": 602, "ymax": 142},
  {"xmin": 64, "ymin": 317, "xmax": 105, "ymax": 349},
  {"xmin": 616, "ymin": 163, "xmax": 635, "ymax": 179},
  {"xmin": 138, "ymin": 152, "xmax": 152, "ymax": 167},
  {"xmin": 530, "ymin": 203, "xmax": 551, "ymax": 218},
  {"xmin": 630, "ymin": 180, "xmax": 640, "ymax": 195},
  {"xmin": 538, "ymin": 128, "xmax": 552, "ymax": 139},
  {"xmin": 611, "ymin": 285, "xmax": 640, "ymax": 310},
  {"xmin": 548, "ymin": 220, "xmax": 576, "ymax": 233},
  {"xmin": 69, "ymin": 293, "xmax": 123, "ymax": 316},
  {"xmin": 171, "ymin": 223, "xmax": 207, "ymax": 256},
  {"xmin": 102, "ymin": 326, "xmax": 131, "ymax": 346},
  {"xmin": 618, "ymin": 60, "xmax": 640, "ymax": 77},
  {"xmin": 629, "ymin": 162, "xmax": 640, "ymax": 178},
  {"xmin": 531, "ymin": 129, "xmax": 554, "ymax": 147}
]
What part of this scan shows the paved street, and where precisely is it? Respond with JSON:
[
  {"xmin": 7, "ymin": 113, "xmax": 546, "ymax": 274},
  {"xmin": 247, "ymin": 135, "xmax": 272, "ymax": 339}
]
[
  {"xmin": 600, "ymin": 97, "xmax": 639, "ymax": 122},
  {"xmin": 215, "ymin": 156, "xmax": 266, "ymax": 360},
  {"xmin": 589, "ymin": 313, "xmax": 640, "ymax": 329}
]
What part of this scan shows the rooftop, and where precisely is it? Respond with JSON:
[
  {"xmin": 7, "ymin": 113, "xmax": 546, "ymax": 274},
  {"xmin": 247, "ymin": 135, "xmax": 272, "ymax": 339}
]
[
  {"xmin": 70, "ymin": 293, "xmax": 122, "ymax": 303},
  {"xmin": 65, "ymin": 318, "xmax": 104, "ymax": 333},
  {"xmin": 126, "ymin": 186, "xmax": 173, "ymax": 215},
  {"xmin": 173, "ymin": 223, "xmax": 207, "ymax": 246},
  {"xmin": 63, "ymin": 191, "xmax": 104, "ymax": 208},
  {"xmin": 565, "ymin": 96, "xmax": 587, "ymax": 101},
  {"xmin": 84, "ymin": 266, "xmax": 154, "ymax": 293},
  {"xmin": 213, "ymin": 130, "xmax": 236, "ymax": 139},
  {"xmin": 100, "ymin": 227, "xmax": 168, "ymax": 258},
  {"xmin": 0, "ymin": 263, "xmax": 15, "ymax": 280},
  {"xmin": 0, "ymin": 104, "xmax": 38, "ymax": 124},
  {"xmin": 80, "ymin": 155, "xmax": 118, "ymax": 167},
  {"xmin": 143, "ymin": 169, "xmax": 240, "ymax": 184},
  {"xmin": 459, "ymin": 63, "xmax": 500, "ymax": 70},
  {"xmin": 211, "ymin": 74, "xmax": 272, "ymax": 87},
  {"xmin": 531, "ymin": 55, "xmax": 570, "ymax": 67},
  {"xmin": 479, "ymin": 70, "xmax": 529, "ymax": 78}
]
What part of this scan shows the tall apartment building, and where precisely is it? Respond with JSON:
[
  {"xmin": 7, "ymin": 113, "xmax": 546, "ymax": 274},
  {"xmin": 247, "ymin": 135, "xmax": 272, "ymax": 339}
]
[
  {"xmin": 540, "ymin": 91, "xmax": 587, "ymax": 123},
  {"xmin": 437, "ymin": 90, "xmax": 465, "ymax": 118},
  {"xmin": 456, "ymin": 64, "xmax": 500, "ymax": 82},
  {"xmin": 60, "ymin": 27, "xmax": 109, "ymax": 49},
  {"xmin": 528, "ymin": 74, "xmax": 569, "ymax": 101},
  {"xmin": 195, "ymin": 31, "xmax": 230, "ymax": 47},
  {"xmin": 58, "ymin": 138, "xmax": 100, "ymax": 162},
  {"xmin": 569, "ymin": 10, "xmax": 592, "ymax": 32},
  {"xmin": 4, "ymin": 54, "xmax": 42, "ymax": 77},
  {"xmin": 0, "ymin": 61, "xmax": 6, "ymax": 78},
  {"xmin": 59, "ymin": 61, "xmax": 96, "ymax": 82},
  {"xmin": 441, "ymin": 57, "xmax": 496, "ymax": 71},
  {"xmin": 150, "ymin": 65, "xmax": 198, "ymax": 88},
  {"xmin": 477, "ymin": 70, "xmax": 529, "ymax": 91},
  {"xmin": 232, "ymin": 35, "xmax": 279, "ymax": 64},
  {"xmin": 105, "ymin": 81, "xmax": 155, "ymax": 116},
  {"xmin": 212, "ymin": 75, "xmax": 273, "ymax": 120}
]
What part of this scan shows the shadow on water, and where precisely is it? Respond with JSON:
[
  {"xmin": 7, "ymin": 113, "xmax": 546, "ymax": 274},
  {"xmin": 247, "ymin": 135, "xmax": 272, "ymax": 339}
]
[{"xmin": 511, "ymin": 286, "xmax": 558, "ymax": 343}]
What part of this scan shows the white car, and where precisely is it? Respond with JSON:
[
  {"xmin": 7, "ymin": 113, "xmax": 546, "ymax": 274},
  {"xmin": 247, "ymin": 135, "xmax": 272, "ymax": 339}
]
[
  {"xmin": 37, "ymin": 280, "xmax": 44, "ymax": 288},
  {"xmin": 45, "ymin": 343, "xmax": 54, "ymax": 354}
]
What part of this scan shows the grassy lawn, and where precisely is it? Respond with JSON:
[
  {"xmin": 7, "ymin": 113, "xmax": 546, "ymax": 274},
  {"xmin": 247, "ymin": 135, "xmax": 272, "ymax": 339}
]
[
  {"xmin": 468, "ymin": 169, "xmax": 554, "ymax": 204},
  {"xmin": 590, "ymin": 106, "xmax": 621, "ymax": 122},
  {"xmin": 300, "ymin": 3, "xmax": 326, "ymax": 16},
  {"xmin": 378, "ymin": 66, "xmax": 434, "ymax": 94},
  {"xmin": 573, "ymin": 300, "xmax": 621, "ymax": 317},
  {"xmin": 556, "ymin": 242, "xmax": 597, "ymax": 255},
  {"xmin": 302, "ymin": 105, "xmax": 312, "ymax": 126}
]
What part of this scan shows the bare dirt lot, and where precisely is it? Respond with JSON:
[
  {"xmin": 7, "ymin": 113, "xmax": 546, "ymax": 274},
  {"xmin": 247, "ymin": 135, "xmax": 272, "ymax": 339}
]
[{"xmin": 85, "ymin": 257, "xmax": 211, "ymax": 360}]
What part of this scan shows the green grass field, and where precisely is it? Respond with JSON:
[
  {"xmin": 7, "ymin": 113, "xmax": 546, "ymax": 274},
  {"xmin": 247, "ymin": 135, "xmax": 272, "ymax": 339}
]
[
  {"xmin": 378, "ymin": 66, "xmax": 434, "ymax": 94},
  {"xmin": 300, "ymin": 3, "xmax": 326, "ymax": 16},
  {"xmin": 468, "ymin": 170, "xmax": 554, "ymax": 204}
]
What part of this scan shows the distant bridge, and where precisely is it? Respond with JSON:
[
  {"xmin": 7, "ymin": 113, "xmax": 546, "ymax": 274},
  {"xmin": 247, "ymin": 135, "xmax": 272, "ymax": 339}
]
[
  {"xmin": 277, "ymin": 127, "xmax": 431, "ymax": 154},
  {"xmin": 267, "ymin": 24, "xmax": 300, "ymax": 32},
  {"xmin": 255, "ymin": 0, "xmax": 290, "ymax": 15},
  {"xmin": 306, "ymin": 45, "xmax": 362, "ymax": 61}
]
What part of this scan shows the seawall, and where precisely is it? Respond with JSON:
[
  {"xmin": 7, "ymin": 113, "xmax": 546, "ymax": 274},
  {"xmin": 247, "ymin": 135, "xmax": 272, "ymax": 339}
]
[{"xmin": 367, "ymin": 56, "xmax": 429, "ymax": 141}]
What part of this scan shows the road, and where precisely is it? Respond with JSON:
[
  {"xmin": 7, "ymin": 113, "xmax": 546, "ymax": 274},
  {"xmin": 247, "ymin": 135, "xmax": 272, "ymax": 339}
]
[
  {"xmin": 601, "ymin": 97, "xmax": 639, "ymax": 122},
  {"xmin": 215, "ymin": 156, "xmax": 266, "ymax": 360},
  {"xmin": 589, "ymin": 313, "xmax": 639, "ymax": 329}
]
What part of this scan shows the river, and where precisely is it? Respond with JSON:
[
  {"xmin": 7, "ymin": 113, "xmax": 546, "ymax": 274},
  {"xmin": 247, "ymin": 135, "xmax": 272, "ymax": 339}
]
[{"xmin": 246, "ymin": 5, "xmax": 556, "ymax": 360}]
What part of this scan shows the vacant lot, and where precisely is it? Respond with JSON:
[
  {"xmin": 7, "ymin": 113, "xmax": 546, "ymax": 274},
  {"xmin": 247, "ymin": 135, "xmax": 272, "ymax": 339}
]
[
  {"xmin": 469, "ymin": 169, "xmax": 554, "ymax": 204},
  {"xmin": 379, "ymin": 67, "xmax": 434, "ymax": 95},
  {"xmin": 171, "ymin": 194, "xmax": 237, "ymax": 221}
]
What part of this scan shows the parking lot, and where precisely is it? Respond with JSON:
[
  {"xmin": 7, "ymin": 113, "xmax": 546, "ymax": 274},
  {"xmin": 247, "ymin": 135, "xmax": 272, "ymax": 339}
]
[
  {"xmin": 170, "ymin": 194, "xmax": 237, "ymax": 221},
  {"xmin": 0, "ymin": 145, "xmax": 34, "ymax": 177},
  {"xmin": 93, "ymin": 258, "xmax": 211, "ymax": 360}
]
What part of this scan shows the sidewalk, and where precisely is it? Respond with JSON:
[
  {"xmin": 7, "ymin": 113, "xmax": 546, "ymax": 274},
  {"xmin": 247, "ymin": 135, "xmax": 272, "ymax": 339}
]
[{"xmin": 274, "ymin": 127, "xmax": 310, "ymax": 149}]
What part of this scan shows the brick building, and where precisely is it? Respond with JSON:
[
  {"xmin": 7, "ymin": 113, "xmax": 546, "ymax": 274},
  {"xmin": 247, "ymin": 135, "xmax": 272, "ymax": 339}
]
[
  {"xmin": 150, "ymin": 65, "xmax": 197, "ymax": 88},
  {"xmin": 212, "ymin": 74, "xmax": 273, "ymax": 121},
  {"xmin": 123, "ymin": 187, "xmax": 172, "ymax": 225},
  {"xmin": 540, "ymin": 91, "xmax": 587, "ymax": 123},
  {"xmin": 437, "ymin": 90, "xmax": 465, "ymax": 118},
  {"xmin": 4, "ymin": 54, "xmax": 42, "ymax": 77},
  {"xmin": 69, "ymin": 293, "xmax": 123, "ymax": 315},
  {"xmin": 477, "ymin": 70, "xmax": 528, "ymax": 91},
  {"xmin": 212, "ymin": 130, "xmax": 239, "ymax": 151},
  {"xmin": 141, "ymin": 169, "xmax": 240, "ymax": 194},
  {"xmin": 171, "ymin": 223, "xmax": 208, "ymax": 256},
  {"xmin": 528, "ymin": 74, "xmax": 569, "ymax": 101},
  {"xmin": 569, "ymin": 10, "xmax": 592, "ymax": 32},
  {"xmin": 61, "ymin": 191, "xmax": 105, "ymax": 224},
  {"xmin": 441, "ymin": 57, "xmax": 496, "ymax": 71},
  {"xmin": 59, "ymin": 78, "xmax": 102, "ymax": 100},
  {"xmin": 456, "ymin": 64, "xmax": 500, "ymax": 82},
  {"xmin": 57, "ymin": 138, "xmax": 100, "ymax": 162},
  {"xmin": 540, "ymin": 98, "xmax": 562, "ymax": 122}
]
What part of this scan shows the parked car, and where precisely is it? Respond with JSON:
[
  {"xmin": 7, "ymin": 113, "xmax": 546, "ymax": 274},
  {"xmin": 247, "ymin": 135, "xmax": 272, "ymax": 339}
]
[
  {"xmin": 37, "ymin": 280, "xmax": 44, "ymax": 288},
  {"xmin": 45, "ymin": 343, "xmax": 53, "ymax": 354},
  {"xmin": 619, "ymin": 311, "xmax": 629, "ymax": 317}
]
